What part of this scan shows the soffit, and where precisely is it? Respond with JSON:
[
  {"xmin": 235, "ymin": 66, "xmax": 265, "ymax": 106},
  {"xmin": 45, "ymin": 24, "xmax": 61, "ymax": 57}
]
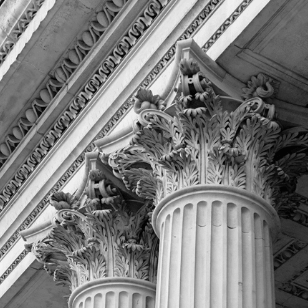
[
  {"xmin": 216, "ymin": 1, "xmax": 308, "ymax": 307},
  {"xmin": 216, "ymin": 0, "xmax": 308, "ymax": 122},
  {"xmin": 0, "ymin": 260, "xmax": 68, "ymax": 308}
]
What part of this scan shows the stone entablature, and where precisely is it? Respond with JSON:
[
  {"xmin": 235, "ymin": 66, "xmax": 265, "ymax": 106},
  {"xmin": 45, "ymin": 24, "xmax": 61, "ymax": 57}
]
[
  {"xmin": 25, "ymin": 38, "xmax": 308, "ymax": 308},
  {"xmin": 5, "ymin": 3, "xmax": 308, "ymax": 306},
  {"xmin": 0, "ymin": 0, "xmax": 132, "ymax": 169},
  {"xmin": 0, "ymin": 0, "xmax": 46, "ymax": 67},
  {"xmin": 0, "ymin": 0, "xmax": 172, "ymax": 212}
]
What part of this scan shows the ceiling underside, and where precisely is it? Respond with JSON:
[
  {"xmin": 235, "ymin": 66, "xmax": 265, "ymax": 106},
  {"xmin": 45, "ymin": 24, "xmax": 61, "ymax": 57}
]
[{"xmin": 217, "ymin": 0, "xmax": 308, "ymax": 306}]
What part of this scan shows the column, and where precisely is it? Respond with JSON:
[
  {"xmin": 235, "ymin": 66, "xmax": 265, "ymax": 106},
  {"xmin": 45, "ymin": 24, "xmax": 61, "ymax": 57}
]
[
  {"xmin": 69, "ymin": 278, "xmax": 155, "ymax": 308},
  {"xmin": 27, "ymin": 160, "xmax": 158, "ymax": 308},
  {"xmin": 152, "ymin": 185, "xmax": 279, "ymax": 308}
]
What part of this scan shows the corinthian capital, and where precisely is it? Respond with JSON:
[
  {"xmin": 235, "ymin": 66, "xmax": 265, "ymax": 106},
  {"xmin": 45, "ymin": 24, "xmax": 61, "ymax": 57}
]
[
  {"xmin": 30, "ymin": 153, "xmax": 158, "ymax": 292},
  {"xmin": 108, "ymin": 57, "xmax": 308, "ymax": 213}
]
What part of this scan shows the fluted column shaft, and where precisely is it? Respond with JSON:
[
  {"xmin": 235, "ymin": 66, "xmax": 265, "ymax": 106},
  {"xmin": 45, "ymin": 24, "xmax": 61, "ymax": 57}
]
[
  {"xmin": 152, "ymin": 185, "xmax": 280, "ymax": 308},
  {"xmin": 68, "ymin": 278, "xmax": 156, "ymax": 308}
]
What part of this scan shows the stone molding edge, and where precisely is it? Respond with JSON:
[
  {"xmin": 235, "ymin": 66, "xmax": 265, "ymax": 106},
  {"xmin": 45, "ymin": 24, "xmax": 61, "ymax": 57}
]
[
  {"xmin": 68, "ymin": 277, "xmax": 156, "ymax": 308},
  {"xmin": 0, "ymin": 0, "xmax": 131, "ymax": 168},
  {"xmin": 0, "ymin": 0, "xmax": 56, "ymax": 83},
  {"xmin": 0, "ymin": 0, "xmax": 247, "ymax": 283},
  {"xmin": 0, "ymin": 0, "xmax": 221, "ymax": 215},
  {"xmin": 279, "ymin": 262, "xmax": 308, "ymax": 301},
  {"xmin": 0, "ymin": 249, "xmax": 28, "ymax": 284},
  {"xmin": 274, "ymin": 239, "xmax": 308, "ymax": 270},
  {"xmin": 202, "ymin": 0, "xmax": 253, "ymax": 52},
  {"xmin": 0, "ymin": 0, "xmax": 46, "ymax": 66},
  {"xmin": 0, "ymin": 0, "xmax": 169, "ymax": 211},
  {"xmin": 0, "ymin": 0, "xmax": 175, "ymax": 260}
]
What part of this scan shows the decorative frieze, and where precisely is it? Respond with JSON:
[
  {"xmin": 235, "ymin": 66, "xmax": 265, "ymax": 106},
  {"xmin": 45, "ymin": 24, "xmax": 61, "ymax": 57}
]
[
  {"xmin": 0, "ymin": 0, "xmax": 131, "ymax": 167},
  {"xmin": 0, "ymin": 0, "xmax": 46, "ymax": 65},
  {"xmin": 202, "ymin": 0, "xmax": 253, "ymax": 52},
  {"xmin": 0, "ymin": 0, "xmax": 172, "ymax": 211},
  {"xmin": 0, "ymin": 0, "xmax": 222, "ymax": 214},
  {"xmin": 0, "ymin": 249, "xmax": 29, "ymax": 284},
  {"xmin": 280, "ymin": 282, "xmax": 308, "ymax": 301},
  {"xmin": 279, "ymin": 263, "xmax": 308, "ymax": 302},
  {"xmin": 274, "ymin": 240, "xmax": 307, "ymax": 270},
  {"xmin": 242, "ymin": 73, "xmax": 280, "ymax": 100},
  {"xmin": 291, "ymin": 210, "xmax": 308, "ymax": 227}
]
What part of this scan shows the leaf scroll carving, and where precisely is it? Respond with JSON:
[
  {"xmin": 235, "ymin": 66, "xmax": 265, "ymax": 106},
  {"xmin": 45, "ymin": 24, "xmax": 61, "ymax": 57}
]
[
  {"xmin": 108, "ymin": 58, "xmax": 308, "ymax": 213},
  {"xmin": 30, "ymin": 166, "xmax": 158, "ymax": 291}
]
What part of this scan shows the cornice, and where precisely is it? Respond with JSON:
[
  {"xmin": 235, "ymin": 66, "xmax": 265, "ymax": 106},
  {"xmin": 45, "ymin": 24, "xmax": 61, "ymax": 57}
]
[
  {"xmin": 0, "ymin": 0, "xmax": 131, "ymax": 170},
  {"xmin": 0, "ymin": 0, "xmax": 168, "ymax": 211},
  {"xmin": 202, "ymin": 0, "xmax": 253, "ymax": 52},
  {"xmin": 274, "ymin": 239, "xmax": 308, "ymax": 270},
  {"xmin": 0, "ymin": 0, "xmax": 176, "ymax": 259},
  {"xmin": 0, "ymin": 249, "xmax": 28, "ymax": 284},
  {"xmin": 0, "ymin": 0, "xmax": 57, "ymax": 83},
  {"xmin": 0, "ymin": 0, "xmax": 224, "ymax": 212},
  {"xmin": 0, "ymin": 0, "xmax": 46, "ymax": 66},
  {"xmin": 0, "ymin": 0, "xmax": 253, "ymax": 285}
]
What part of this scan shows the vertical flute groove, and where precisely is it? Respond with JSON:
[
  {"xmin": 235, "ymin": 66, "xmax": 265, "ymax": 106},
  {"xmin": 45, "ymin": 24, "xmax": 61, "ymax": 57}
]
[
  {"xmin": 254, "ymin": 214, "xmax": 265, "ymax": 308},
  {"xmin": 241, "ymin": 207, "xmax": 256, "ymax": 308},
  {"xmin": 180, "ymin": 204, "xmax": 196, "ymax": 308},
  {"xmin": 153, "ymin": 188, "xmax": 279, "ymax": 308},
  {"xmin": 227, "ymin": 203, "xmax": 239, "ymax": 308},
  {"xmin": 264, "ymin": 221, "xmax": 274, "ymax": 308},
  {"xmin": 168, "ymin": 209, "xmax": 181, "ymax": 308},
  {"xmin": 210, "ymin": 201, "xmax": 223, "ymax": 308},
  {"xmin": 156, "ymin": 221, "xmax": 164, "ymax": 306},
  {"xmin": 194, "ymin": 201, "xmax": 208, "ymax": 307},
  {"xmin": 160, "ymin": 215, "xmax": 171, "ymax": 308}
]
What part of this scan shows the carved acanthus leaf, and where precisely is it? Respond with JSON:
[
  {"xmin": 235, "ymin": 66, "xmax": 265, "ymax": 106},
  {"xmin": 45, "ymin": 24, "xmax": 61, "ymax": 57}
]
[
  {"xmin": 108, "ymin": 58, "xmax": 308, "ymax": 210},
  {"xmin": 31, "ymin": 163, "xmax": 158, "ymax": 291},
  {"xmin": 242, "ymin": 73, "xmax": 279, "ymax": 100}
]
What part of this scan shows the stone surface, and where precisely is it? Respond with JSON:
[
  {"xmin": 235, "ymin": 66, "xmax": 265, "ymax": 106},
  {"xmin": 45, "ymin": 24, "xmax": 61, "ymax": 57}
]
[
  {"xmin": 1, "ymin": 1, "xmax": 308, "ymax": 308},
  {"xmin": 68, "ymin": 278, "xmax": 155, "ymax": 308},
  {"xmin": 153, "ymin": 186, "xmax": 279, "ymax": 308}
]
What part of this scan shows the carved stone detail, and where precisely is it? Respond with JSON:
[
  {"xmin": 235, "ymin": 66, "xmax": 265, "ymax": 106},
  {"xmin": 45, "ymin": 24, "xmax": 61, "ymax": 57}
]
[
  {"xmin": 280, "ymin": 282, "xmax": 308, "ymax": 301},
  {"xmin": 0, "ymin": 0, "xmax": 46, "ymax": 66},
  {"xmin": 29, "ymin": 163, "xmax": 158, "ymax": 291},
  {"xmin": 274, "ymin": 240, "xmax": 307, "ymax": 270},
  {"xmin": 133, "ymin": 89, "xmax": 165, "ymax": 114},
  {"xmin": 109, "ymin": 59, "xmax": 308, "ymax": 211},
  {"xmin": 68, "ymin": 278, "xmax": 156, "ymax": 308},
  {"xmin": 202, "ymin": 0, "xmax": 253, "ymax": 52},
  {"xmin": 241, "ymin": 73, "xmax": 280, "ymax": 100},
  {"xmin": 0, "ymin": 0, "xmax": 172, "ymax": 210},
  {"xmin": 0, "ymin": 0, "xmax": 244, "ymax": 283},
  {"xmin": 0, "ymin": 0, "xmax": 131, "ymax": 165}
]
